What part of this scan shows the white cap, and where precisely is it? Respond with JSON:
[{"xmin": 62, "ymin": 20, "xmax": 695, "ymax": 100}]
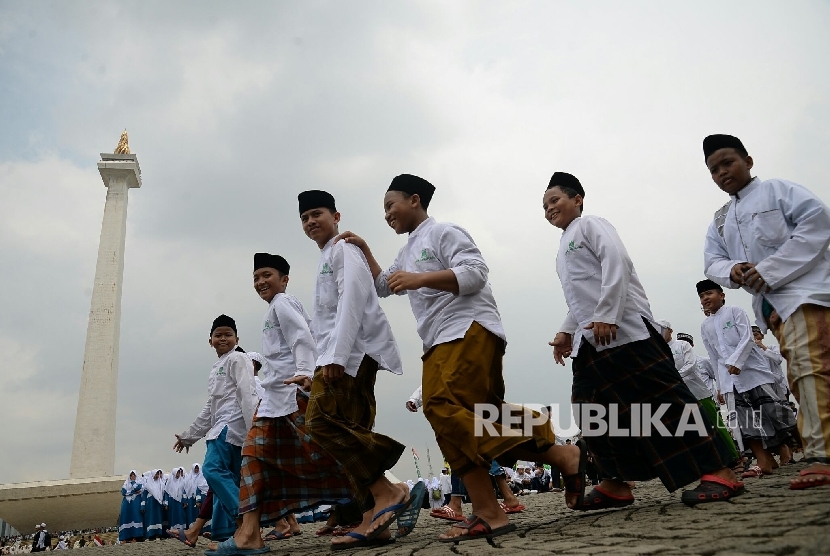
[
  {"xmin": 248, "ymin": 352, "xmax": 265, "ymax": 366},
  {"xmin": 657, "ymin": 320, "xmax": 671, "ymax": 330}
]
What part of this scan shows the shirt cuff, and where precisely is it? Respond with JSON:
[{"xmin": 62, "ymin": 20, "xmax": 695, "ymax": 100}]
[{"xmin": 452, "ymin": 266, "xmax": 480, "ymax": 296}]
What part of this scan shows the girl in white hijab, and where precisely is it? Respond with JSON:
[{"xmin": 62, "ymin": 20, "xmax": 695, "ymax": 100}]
[
  {"xmin": 118, "ymin": 470, "xmax": 144, "ymax": 542},
  {"xmin": 141, "ymin": 469, "xmax": 165, "ymax": 540},
  {"xmin": 164, "ymin": 467, "xmax": 188, "ymax": 532}
]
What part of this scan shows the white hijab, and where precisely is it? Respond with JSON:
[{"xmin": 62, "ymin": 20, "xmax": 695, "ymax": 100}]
[
  {"xmin": 190, "ymin": 463, "xmax": 208, "ymax": 493},
  {"xmin": 121, "ymin": 470, "xmax": 141, "ymax": 502},
  {"xmin": 164, "ymin": 467, "xmax": 186, "ymax": 502},
  {"xmin": 142, "ymin": 469, "xmax": 165, "ymax": 503}
]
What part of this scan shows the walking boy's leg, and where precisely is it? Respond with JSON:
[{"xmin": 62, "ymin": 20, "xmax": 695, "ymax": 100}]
[
  {"xmin": 305, "ymin": 356, "xmax": 407, "ymax": 543},
  {"xmin": 774, "ymin": 305, "xmax": 830, "ymax": 488},
  {"xmin": 202, "ymin": 429, "xmax": 243, "ymax": 541}
]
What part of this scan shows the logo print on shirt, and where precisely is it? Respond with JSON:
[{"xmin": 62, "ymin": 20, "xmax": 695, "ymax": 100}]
[
  {"xmin": 723, "ymin": 321, "xmax": 734, "ymax": 330},
  {"xmin": 216, "ymin": 366, "xmax": 226, "ymax": 376},
  {"xmin": 320, "ymin": 263, "xmax": 333, "ymax": 275},
  {"xmin": 416, "ymin": 249, "xmax": 437, "ymax": 263},
  {"xmin": 263, "ymin": 320, "xmax": 274, "ymax": 332},
  {"xmin": 567, "ymin": 241, "xmax": 583, "ymax": 253}
]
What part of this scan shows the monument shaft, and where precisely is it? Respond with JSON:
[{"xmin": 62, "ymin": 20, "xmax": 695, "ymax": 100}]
[{"xmin": 70, "ymin": 153, "xmax": 140, "ymax": 479}]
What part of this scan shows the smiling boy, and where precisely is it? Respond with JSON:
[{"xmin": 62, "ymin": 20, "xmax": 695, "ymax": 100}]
[
  {"xmin": 701, "ymin": 134, "xmax": 830, "ymax": 489},
  {"xmin": 696, "ymin": 279, "xmax": 795, "ymax": 477},
  {"xmin": 338, "ymin": 174, "xmax": 586, "ymax": 543},
  {"xmin": 545, "ymin": 172, "xmax": 741, "ymax": 507},
  {"xmin": 298, "ymin": 190, "xmax": 411, "ymax": 549},
  {"xmin": 206, "ymin": 254, "xmax": 356, "ymax": 554},
  {"xmin": 173, "ymin": 315, "xmax": 257, "ymax": 542}
]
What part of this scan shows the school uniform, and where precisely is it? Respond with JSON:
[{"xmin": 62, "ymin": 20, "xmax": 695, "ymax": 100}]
[
  {"xmin": 557, "ymin": 216, "xmax": 735, "ymax": 491},
  {"xmin": 177, "ymin": 349, "xmax": 257, "ymax": 540},
  {"xmin": 668, "ymin": 338, "xmax": 740, "ymax": 462},
  {"xmin": 237, "ymin": 292, "xmax": 353, "ymax": 525},
  {"xmin": 704, "ymin": 176, "xmax": 830, "ymax": 463},
  {"xmin": 305, "ymin": 237, "xmax": 406, "ymax": 507},
  {"xmin": 695, "ymin": 356, "xmax": 719, "ymax": 401},
  {"xmin": 163, "ymin": 468, "xmax": 187, "ymax": 532},
  {"xmin": 760, "ymin": 344, "xmax": 790, "ymax": 397},
  {"xmin": 375, "ymin": 217, "xmax": 555, "ymax": 476},
  {"xmin": 118, "ymin": 471, "xmax": 144, "ymax": 541},
  {"xmin": 700, "ymin": 305, "xmax": 796, "ymax": 451},
  {"xmin": 141, "ymin": 471, "xmax": 165, "ymax": 539}
]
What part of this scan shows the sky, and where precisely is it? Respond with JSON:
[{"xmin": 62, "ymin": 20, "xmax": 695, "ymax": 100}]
[{"xmin": 1, "ymin": 0, "xmax": 829, "ymax": 486}]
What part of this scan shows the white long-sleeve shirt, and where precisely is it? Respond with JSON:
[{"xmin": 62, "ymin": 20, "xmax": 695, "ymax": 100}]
[
  {"xmin": 375, "ymin": 217, "xmax": 505, "ymax": 352},
  {"xmin": 667, "ymin": 338, "xmax": 711, "ymax": 400},
  {"xmin": 695, "ymin": 356, "xmax": 719, "ymax": 399},
  {"xmin": 313, "ymin": 236, "xmax": 402, "ymax": 377},
  {"xmin": 703, "ymin": 177, "xmax": 830, "ymax": 331},
  {"xmin": 555, "ymin": 216, "xmax": 656, "ymax": 357},
  {"xmin": 408, "ymin": 385, "xmax": 423, "ymax": 409},
  {"xmin": 759, "ymin": 344, "xmax": 789, "ymax": 392},
  {"xmin": 258, "ymin": 293, "xmax": 318, "ymax": 418},
  {"xmin": 179, "ymin": 350, "xmax": 258, "ymax": 447},
  {"xmin": 699, "ymin": 306, "xmax": 778, "ymax": 394}
]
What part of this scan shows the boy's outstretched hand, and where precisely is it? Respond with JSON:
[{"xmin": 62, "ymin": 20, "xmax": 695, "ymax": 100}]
[
  {"xmin": 585, "ymin": 322, "xmax": 617, "ymax": 346},
  {"xmin": 173, "ymin": 434, "xmax": 189, "ymax": 454},
  {"xmin": 284, "ymin": 375, "xmax": 313, "ymax": 392},
  {"xmin": 549, "ymin": 332, "xmax": 573, "ymax": 365}
]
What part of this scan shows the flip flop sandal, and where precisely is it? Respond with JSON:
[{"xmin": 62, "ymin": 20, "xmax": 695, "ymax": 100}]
[
  {"xmin": 261, "ymin": 530, "xmax": 291, "ymax": 541},
  {"xmin": 331, "ymin": 526, "xmax": 356, "ymax": 537},
  {"xmin": 578, "ymin": 486, "xmax": 635, "ymax": 511},
  {"xmin": 438, "ymin": 515, "xmax": 517, "ymax": 545},
  {"xmin": 330, "ymin": 532, "xmax": 396, "ymax": 551},
  {"xmin": 499, "ymin": 502, "xmax": 525, "ymax": 514},
  {"xmin": 364, "ymin": 489, "xmax": 416, "ymax": 542},
  {"xmin": 789, "ymin": 468, "xmax": 830, "ymax": 490},
  {"xmin": 430, "ymin": 506, "xmax": 464, "ymax": 522},
  {"xmin": 203, "ymin": 536, "xmax": 271, "ymax": 556},
  {"xmin": 681, "ymin": 474, "xmax": 745, "ymax": 506},
  {"xmin": 562, "ymin": 438, "xmax": 589, "ymax": 509},
  {"xmin": 396, "ymin": 482, "xmax": 426, "ymax": 538},
  {"xmin": 166, "ymin": 528, "xmax": 195, "ymax": 548}
]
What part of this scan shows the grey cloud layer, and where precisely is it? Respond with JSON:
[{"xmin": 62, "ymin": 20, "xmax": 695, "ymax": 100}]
[{"xmin": 1, "ymin": 0, "xmax": 829, "ymax": 483}]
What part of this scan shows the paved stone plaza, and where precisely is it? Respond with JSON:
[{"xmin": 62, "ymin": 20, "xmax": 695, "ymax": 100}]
[{"xmin": 81, "ymin": 460, "xmax": 829, "ymax": 556}]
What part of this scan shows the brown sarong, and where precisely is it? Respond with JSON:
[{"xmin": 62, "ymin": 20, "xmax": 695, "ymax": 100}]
[
  {"xmin": 305, "ymin": 355, "xmax": 405, "ymax": 509},
  {"xmin": 422, "ymin": 321, "xmax": 556, "ymax": 477}
]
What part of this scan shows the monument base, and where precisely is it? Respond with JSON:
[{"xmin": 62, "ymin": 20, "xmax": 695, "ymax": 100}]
[{"xmin": 0, "ymin": 477, "xmax": 124, "ymax": 535}]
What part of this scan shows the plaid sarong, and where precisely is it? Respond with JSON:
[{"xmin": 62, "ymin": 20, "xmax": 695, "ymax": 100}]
[
  {"xmin": 733, "ymin": 383, "xmax": 797, "ymax": 450},
  {"xmin": 572, "ymin": 319, "xmax": 736, "ymax": 491},
  {"xmin": 305, "ymin": 356, "xmax": 405, "ymax": 509},
  {"xmin": 238, "ymin": 391, "xmax": 353, "ymax": 525}
]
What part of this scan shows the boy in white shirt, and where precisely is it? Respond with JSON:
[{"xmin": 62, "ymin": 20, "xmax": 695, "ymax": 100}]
[
  {"xmin": 697, "ymin": 280, "xmax": 796, "ymax": 477},
  {"xmin": 173, "ymin": 315, "xmax": 257, "ymax": 542},
  {"xmin": 339, "ymin": 174, "xmax": 585, "ymax": 543},
  {"xmin": 660, "ymin": 324, "xmax": 739, "ymax": 464},
  {"xmin": 701, "ymin": 133, "xmax": 830, "ymax": 489},
  {"xmin": 206, "ymin": 254, "xmax": 355, "ymax": 554},
  {"xmin": 545, "ymin": 172, "xmax": 741, "ymax": 507},
  {"xmin": 298, "ymin": 190, "xmax": 414, "ymax": 549}
]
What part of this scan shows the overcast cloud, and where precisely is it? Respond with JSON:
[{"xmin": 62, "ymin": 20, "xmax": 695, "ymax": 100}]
[{"xmin": 1, "ymin": 0, "xmax": 829, "ymax": 485}]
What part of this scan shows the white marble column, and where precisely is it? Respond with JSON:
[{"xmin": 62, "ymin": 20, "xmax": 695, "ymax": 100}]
[{"xmin": 69, "ymin": 153, "xmax": 141, "ymax": 479}]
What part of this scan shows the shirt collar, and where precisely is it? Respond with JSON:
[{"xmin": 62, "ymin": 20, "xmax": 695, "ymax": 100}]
[
  {"xmin": 563, "ymin": 215, "xmax": 582, "ymax": 233},
  {"xmin": 321, "ymin": 235, "xmax": 337, "ymax": 251},
  {"xmin": 732, "ymin": 177, "xmax": 760, "ymax": 200},
  {"xmin": 410, "ymin": 217, "xmax": 434, "ymax": 239}
]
